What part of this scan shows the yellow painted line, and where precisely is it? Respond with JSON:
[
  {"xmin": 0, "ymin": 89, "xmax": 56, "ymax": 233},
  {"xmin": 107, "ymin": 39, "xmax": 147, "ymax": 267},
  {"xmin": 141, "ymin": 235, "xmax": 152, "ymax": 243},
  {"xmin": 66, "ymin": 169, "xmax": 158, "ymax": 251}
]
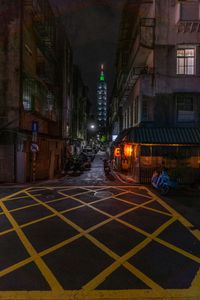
[
  {"xmin": 8, "ymin": 203, "xmax": 40, "ymax": 213},
  {"xmin": 122, "ymin": 189, "xmax": 153, "ymax": 200},
  {"xmin": 59, "ymin": 190, "xmax": 154, "ymax": 217},
  {"xmin": 0, "ymin": 201, "xmax": 83, "ymax": 238},
  {"xmin": 58, "ymin": 187, "xmax": 93, "ymax": 196},
  {"xmin": 2, "ymin": 193, "xmax": 41, "ymax": 202},
  {"xmin": 139, "ymin": 205, "xmax": 172, "ymax": 217},
  {"xmin": 146, "ymin": 188, "xmax": 200, "ymax": 240},
  {"xmin": 0, "ymin": 256, "xmax": 33, "ymax": 277},
  {"xmin": 28, "ymin": 187, "xmax": 53, "ymax": 191},
  {"xmin": 1, "ymin": 208, "xmax": 119, "ymax": 278},
  {"xmin": 83, "ymin": 218, "xmax": 176, "ymax": 291},
  {"xmin": 7, "ymin": 195, "xmax": 77, "ymax": 214},
  {"xmin": 0, "ymin": 188, "xmax": 32, "ymax": 202},
  {"xmin": 0, "ymin": 290, "xmax": 199, "ymax": 300},
  {"xmin": 154, "ymin": 237, "xmax": 200, "ymax": 264},
  {"xmin": 82, "ymin": 239, "xmax": 158, "ymax": 291},
  {"xmin": 124, "ymin": 261, "xmax": 163, "ymax": 291},
  {"xmin": 115, "ymin": 195, "xmax": 172, "ymax": 217},
  {"xmin": 21, "ymin": 204, "xmax": 84, "ymax": 230},
  {"xmin": 191, "ymin": 267, "xmax": 200, "ymax": 291},
  {"xmin": 1, "ymin": 185, "xmax": 197, "ymax": 300},
  {"xmin": 0, "ymin": 228, "xmax": 13, "ymax": 236},
  {"xmin": 29, "ymin": 187, "xmax": 200, "ymax": 268},
  {"xmin": 25, "ymin": 191, "xmax": 90, "ymax": 233},
  {"xmin": 39, "ymin": 233, "xmax": 83, "ymax": 257},
  {"xmin": 25, "ymin": 190, "xmax": 162, "ymax": 290},
  {"xmin": 58, "ymin": 191, "xmax": 156, "ymax": 233},
  {"xmin": 118, "ymin": 216, "xmax": 200, "ymax": 263},
  {"xmin": 20, "ymin": 213, "xmax": 55, "ymax": 229},
  {"xmin": 85, "ymin": 234, "xmax": 162, "ymax": 291},
  {"xmin": 82, "ymin": 260, "xmax": 121, "ymax": 290},
  {"xmin": 57, "ymin": 191, "xmax": 123, "ymax": 218},
  {"xmin": 0, "ymin": 192, "xmax": 63, "ymax": 292}
]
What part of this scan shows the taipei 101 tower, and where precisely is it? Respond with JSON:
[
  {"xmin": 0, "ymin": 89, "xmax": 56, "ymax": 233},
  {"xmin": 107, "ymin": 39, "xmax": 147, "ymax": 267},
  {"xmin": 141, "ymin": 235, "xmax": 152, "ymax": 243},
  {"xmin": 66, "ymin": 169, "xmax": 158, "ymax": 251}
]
[{"xmin": 97, "ymin": 64, "xmax": 107, "ymax": 135}]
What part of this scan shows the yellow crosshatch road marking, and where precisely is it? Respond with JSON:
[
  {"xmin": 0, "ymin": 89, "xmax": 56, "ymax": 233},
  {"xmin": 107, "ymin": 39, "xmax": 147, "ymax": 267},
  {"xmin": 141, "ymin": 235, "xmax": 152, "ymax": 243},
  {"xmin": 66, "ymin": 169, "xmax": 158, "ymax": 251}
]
[
  {"xmin": 0, "ymin": 188, "xmax": 63, "ymax": 292},
  {"xmin": 0, "ymin": 185, "xmax": 199, "ymax": 300},
  {"xmin": 145, "ymin": 187, "xmax": 200, "ymax": 240},
  {"xmin": 2, "ymin": 193, "xmax": 42, "ymax": 202}
]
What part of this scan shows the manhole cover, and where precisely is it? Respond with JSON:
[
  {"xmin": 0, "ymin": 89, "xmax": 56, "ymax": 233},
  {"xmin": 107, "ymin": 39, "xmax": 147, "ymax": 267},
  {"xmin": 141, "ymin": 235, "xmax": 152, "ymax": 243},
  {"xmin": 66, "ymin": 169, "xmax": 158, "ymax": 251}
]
[{"xmin": 94, "ymin": 191, "xmax": 113, "ymax": 198}]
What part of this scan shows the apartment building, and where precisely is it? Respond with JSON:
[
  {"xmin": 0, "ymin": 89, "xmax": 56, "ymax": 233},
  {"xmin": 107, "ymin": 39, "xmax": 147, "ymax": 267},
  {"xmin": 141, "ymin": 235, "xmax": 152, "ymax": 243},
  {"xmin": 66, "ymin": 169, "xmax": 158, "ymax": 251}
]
[
  {"xmin": 71, "ymin": 65, "xmax": 90, "ymax": 154},
  {"xmin": 110, "ymin": 0, "xmax": 200, "ymax": 183},
  {"xmin": 0, "ymin": 0, "xmax": 73, "ymax": 182}
]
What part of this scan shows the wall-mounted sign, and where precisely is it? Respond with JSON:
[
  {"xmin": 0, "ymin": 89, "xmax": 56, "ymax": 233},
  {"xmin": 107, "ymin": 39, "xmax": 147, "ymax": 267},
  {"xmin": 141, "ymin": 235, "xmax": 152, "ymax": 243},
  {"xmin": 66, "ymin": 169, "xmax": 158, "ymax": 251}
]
[
  {"xmin": 124, "ymin": 144, "xmax": 133, "ymax": 157},
  {"xmin": 112, "ymin": 135, "xmax": 118, "ymax": 142},
  {"xmin": 114, "ymin": 147, "xmax": 121, "ymax": 157},
  {"xmin": 30, "ymin": 143, "xmax": 39, "ymax": 153},
  {"xmin": 32, "ymin": 121, "xmax": 39, "ymax": 133}
]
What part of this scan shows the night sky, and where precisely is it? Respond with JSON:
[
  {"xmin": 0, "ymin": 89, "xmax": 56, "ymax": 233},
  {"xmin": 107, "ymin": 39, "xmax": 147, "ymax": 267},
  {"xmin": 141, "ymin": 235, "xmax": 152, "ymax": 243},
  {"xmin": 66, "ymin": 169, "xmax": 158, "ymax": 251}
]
[{"xmin": 50, "ymin": 0, "xmax": 125, "ymax": 114}]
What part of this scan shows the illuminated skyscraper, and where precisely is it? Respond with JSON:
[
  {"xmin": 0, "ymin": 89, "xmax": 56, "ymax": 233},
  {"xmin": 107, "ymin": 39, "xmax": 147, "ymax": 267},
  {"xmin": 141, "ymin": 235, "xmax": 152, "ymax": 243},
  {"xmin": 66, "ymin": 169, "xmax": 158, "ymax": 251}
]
[{"xmin": 97, "ymin": 64, "xmax": 107, "ymax": 133}]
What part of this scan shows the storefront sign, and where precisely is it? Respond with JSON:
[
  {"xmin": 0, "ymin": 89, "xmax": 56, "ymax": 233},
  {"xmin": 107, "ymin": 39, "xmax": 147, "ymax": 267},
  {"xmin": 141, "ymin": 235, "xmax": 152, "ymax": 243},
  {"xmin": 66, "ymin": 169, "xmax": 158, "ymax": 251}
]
[
  {"xmin": 124, "ymin": 144, "xmax": 133, "ymax": 157},
  {"xmin": 114, "ymin": 147, "xmax": 121, "ymax": 157}
]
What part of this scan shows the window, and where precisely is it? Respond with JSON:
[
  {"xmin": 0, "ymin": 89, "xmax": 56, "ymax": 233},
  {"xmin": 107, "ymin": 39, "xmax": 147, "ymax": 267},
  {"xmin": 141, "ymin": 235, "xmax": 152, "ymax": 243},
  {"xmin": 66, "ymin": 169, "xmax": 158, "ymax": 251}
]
[
  {"xmin": 176, "ymin": 95, "xmax": 194, "ymax": 122},
  {"xmin": 23, "ymin": 97, "xmax": 32, "ymax": 111},
  {"xmin": 176, "ymin": 48, "xmax": 195, "ymax": 75},
  {"xmin": 23, "ymin": 77, "xmax": 34, "ymax": 111}
]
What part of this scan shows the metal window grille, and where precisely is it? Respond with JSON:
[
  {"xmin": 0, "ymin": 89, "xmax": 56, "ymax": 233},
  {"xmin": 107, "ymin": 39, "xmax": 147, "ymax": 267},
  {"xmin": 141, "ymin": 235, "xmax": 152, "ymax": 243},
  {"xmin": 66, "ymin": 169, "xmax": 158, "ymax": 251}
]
[{"xmin": 176, "ymin": 95, "xmax": 194, "ymax": 122}]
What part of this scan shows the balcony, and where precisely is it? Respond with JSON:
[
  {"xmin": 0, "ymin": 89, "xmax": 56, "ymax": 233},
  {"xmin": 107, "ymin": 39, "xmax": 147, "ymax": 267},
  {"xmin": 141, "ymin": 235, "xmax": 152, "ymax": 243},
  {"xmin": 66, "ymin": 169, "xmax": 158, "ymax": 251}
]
[
  {"xmin": 26, "ymin": 0, "xmax": 56, "ymax": 60},
  {"xmin": 120, "ymin": 66, "xmax": 153, "ymax": 105},
  {"xmin": 36, "ymin": 60, "xmax": 55, "ymax": 84},
  {"xmin": 177, "ymin": 21, "xmax": 200, "ymax": 33},
  {"xmin": 175, "ymin": 1, "xmax": 200, "ymax": 33}
]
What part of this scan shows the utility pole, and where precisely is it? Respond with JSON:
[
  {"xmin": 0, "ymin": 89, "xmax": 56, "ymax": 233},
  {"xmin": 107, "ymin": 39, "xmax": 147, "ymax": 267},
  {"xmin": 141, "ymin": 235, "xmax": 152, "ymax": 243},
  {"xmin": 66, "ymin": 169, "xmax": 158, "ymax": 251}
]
[{"xmin": 30, "ymin": 121, "xmax": 39, "ymax": 183}]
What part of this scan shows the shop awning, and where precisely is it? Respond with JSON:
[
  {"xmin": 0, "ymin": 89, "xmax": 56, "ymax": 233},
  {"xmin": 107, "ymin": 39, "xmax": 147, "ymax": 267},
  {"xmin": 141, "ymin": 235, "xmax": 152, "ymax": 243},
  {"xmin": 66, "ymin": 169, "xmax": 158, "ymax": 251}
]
[
  {"xmin": 116, "ymin": 127, "xmax": 200, "ymax": 145},
  {"xmin": 113, "ymin": 128, "xmax": 130, "ymax": 145}
]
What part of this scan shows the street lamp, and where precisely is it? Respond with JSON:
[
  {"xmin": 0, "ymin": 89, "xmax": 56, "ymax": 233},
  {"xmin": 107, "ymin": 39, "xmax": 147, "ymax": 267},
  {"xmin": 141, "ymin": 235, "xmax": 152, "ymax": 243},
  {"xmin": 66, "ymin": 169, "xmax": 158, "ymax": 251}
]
[{"xmin": 90, "ymin": 124, "xmax": 95, "ymax": 130}]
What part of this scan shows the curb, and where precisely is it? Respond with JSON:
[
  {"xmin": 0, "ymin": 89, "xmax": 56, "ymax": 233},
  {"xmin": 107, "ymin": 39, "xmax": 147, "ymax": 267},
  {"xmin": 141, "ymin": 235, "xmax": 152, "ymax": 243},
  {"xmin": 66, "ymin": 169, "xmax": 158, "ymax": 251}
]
[{"xmin": 111, "ymin": 170, "xmax": 140, "ymax": 185}]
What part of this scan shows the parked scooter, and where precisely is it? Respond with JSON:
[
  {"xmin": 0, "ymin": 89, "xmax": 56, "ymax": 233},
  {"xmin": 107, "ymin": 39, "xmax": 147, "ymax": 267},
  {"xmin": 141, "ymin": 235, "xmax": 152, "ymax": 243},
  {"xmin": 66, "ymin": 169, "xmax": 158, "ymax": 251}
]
[
  {"xmin": 104, "ymin": 159, "xmax": 111, "ymax": 175},
  {"xmin": 151, "ymin": 168, "xmax": 177, "ymax": 195}
]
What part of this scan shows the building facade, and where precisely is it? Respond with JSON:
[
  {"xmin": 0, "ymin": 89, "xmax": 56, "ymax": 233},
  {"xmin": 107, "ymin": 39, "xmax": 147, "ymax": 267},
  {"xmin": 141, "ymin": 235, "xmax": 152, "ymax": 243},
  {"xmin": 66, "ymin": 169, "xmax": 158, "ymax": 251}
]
[
  {"xmin": 97, "ymin": 64, "xmax": 107, "ymax": 136},
  {"xmin": 0, "ymin": 0, "xmax": 73, "ymax": 182},
  {"xmin": 71, "ymin": 65, "xmax": 90, "ymax": 154},
  {"xmin": 110, "ymin": 0, "xmax": 200, "ymax": 183}
]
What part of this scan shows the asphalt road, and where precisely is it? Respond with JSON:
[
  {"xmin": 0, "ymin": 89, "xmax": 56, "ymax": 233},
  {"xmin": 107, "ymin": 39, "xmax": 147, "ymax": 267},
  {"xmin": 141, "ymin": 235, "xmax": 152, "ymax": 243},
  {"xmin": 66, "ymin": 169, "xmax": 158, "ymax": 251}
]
[{"xmin": 0, "ymin": 153, "xmax": 199, "ymax": 300}]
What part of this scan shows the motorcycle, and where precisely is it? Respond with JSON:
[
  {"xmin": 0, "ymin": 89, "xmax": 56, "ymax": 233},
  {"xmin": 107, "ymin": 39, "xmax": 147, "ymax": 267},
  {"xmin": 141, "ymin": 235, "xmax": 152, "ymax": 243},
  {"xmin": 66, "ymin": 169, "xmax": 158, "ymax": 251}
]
[
  {"xmin": 104, "ymin": 159, "xmax": 111, "ymax": 175},
  {"xmin": 151, "ymin": 169, "xmax": 177, "ymax": 195}
]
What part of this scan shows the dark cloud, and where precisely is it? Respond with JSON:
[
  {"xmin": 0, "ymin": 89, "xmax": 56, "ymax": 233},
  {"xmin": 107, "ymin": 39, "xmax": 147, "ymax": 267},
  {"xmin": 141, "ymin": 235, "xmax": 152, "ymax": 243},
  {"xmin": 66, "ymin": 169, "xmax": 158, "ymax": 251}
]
[{"xmin": 50, "ymin": 0, "xmax": 125, "ymax": 113}]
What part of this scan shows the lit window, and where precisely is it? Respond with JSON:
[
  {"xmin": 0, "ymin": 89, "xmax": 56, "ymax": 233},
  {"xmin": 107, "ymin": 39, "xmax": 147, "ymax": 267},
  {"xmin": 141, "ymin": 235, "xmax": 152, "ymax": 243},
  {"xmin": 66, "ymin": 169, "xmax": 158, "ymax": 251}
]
[
  {"xmin": 176, "ymin": 95, "xmax": 194, "ymax": 122},
  {"xmin": 177, "ymin": 48, "xmax": 195, "ymax": 75},
  {"xmin": 23, "ymin": 97, "xmax": 32, "ymax": 111}
]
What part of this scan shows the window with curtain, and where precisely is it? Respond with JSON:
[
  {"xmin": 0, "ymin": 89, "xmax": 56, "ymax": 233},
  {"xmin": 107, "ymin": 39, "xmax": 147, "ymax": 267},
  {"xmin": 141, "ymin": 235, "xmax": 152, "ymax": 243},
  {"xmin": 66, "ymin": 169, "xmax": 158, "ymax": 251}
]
[{"xmin": 176, "ymin": 48, "xmax": 195, "ymax": 75}]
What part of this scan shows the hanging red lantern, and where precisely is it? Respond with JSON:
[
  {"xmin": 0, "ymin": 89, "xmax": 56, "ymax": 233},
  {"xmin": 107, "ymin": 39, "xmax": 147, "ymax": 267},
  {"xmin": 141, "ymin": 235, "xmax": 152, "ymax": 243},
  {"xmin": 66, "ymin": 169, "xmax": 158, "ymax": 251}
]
[
  {"xmin": 114, "ymin": 147, "xmax": 121, "ymax": 157},
  {"xmin": 124, "ymin": 144, "xmax": 133, "ymax": 157}
]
